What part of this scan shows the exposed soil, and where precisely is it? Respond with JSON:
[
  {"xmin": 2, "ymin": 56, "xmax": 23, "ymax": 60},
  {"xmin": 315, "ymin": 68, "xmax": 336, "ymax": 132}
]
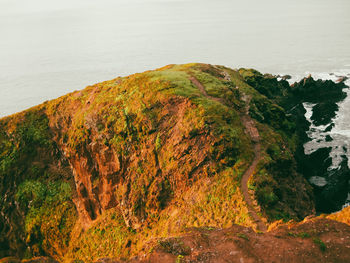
[
  {"xmin": 4, "ymin": 219, "xmax": 350, "ymax": 263},
  {"xmin": 240, "ymin": 142, "xmax": 266, "ymax": 232},
  {"xmin": 133, "ymin": 217, "xmax": 350, "ymax": 263}
]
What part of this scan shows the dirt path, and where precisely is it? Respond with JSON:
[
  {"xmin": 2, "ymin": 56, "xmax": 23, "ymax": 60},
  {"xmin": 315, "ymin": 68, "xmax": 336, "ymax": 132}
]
[
  {"xmin": 189, "ymin": 76, "xmax": 224, "ymax": 104},
  {"xmin": 189, "ymin": 74, "xmax": 267, "ymax": 232},
  {"xmin": 240, "ymin": 135, "xmax": 267, "ymax": 232}
]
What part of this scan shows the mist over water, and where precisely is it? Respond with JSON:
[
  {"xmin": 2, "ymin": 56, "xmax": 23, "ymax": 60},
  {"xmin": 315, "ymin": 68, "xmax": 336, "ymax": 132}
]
[{"xmin": 0, "ymin": 0, "xmax": 350, "ymax": 117}]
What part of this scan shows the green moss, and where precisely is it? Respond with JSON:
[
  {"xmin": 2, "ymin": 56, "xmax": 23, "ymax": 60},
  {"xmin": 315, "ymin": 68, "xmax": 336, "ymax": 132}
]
[
  {"xmin": 288, "ymin": 232, "xmax": 311, "ymax": 238},
  {"xmin": 16, "ymin": 180, "xmax": 46, "ymax": 209},
  {"xmin": 148, "ymin": 66, "xmax": 200, "ymax": 99},
  {"xmin": 0, "ymin": 108, "xmax": 77, "ymax": 260},
  {"xmin": 155, "ymin": 133, "xmax": 162, "ymax": 151},
  {"xmin": 238, "ymin": 68, "xmax": 263, "ymax": 80},
  {"xmin": 237, "ymin": 233, "xmax": 249, "ymax": 241},
  {"xmin": 256, "ymin": 185, "xmax": 279, "ymax": 207},
  {"xmin": 191, "ymin": 70, "xmax": 227, "ymax": 99},
  {"xmin": 313, "ymin": 238, "xmax": 326, "ymax": 252},
  {"xmin": 16, "ymin": 180, "xmax": 77, "ymax": 259},
  {"xmin": 0, "ymin": 109, "xmax": 52, "ymax": 174},
  {"xmin": 16, "ymin": 111, "xmax": 52, "ymax": 149},
  {"xmin": 300, "ymin": 232, "xmax": 310, "ymax": 238}
]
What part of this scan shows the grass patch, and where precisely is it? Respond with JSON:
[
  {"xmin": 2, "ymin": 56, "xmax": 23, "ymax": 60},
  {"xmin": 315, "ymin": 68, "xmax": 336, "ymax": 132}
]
[
  {"xmin": 287, "ymin": 232, "xmax": 311, "ymax": 238},
  {"xmin": 65, "ymin": 210, "xmax": 132, "ymax": 262},
  {"xmin": 237, "ymin": 233, "xmax": 249, "ymax": 241},
  {"xmin": 16, "ymin": 179, "xmax": 77, "ymax": 259},
  {"xmin": 313, "ymin": 238, "xmax": 326, "ymax": 252}
]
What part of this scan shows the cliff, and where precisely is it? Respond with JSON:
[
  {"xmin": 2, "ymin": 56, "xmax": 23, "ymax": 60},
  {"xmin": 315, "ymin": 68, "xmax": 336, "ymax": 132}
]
[{"xmin": 0, "ymin": 64, "xmax": 348, "ymax": 262}]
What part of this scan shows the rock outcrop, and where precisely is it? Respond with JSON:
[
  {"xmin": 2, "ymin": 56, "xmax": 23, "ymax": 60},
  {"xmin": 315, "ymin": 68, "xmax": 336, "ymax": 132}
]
[{"xmin": 240, "ymin": 70, "xmax": 350, "ymax": 213}]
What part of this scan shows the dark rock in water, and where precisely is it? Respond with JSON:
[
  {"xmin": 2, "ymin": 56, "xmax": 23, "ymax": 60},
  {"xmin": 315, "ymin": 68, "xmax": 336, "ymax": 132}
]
[
  {"xmin": 263, "ymin": 73, "xmax": 275, "ymax": 78},
  {"xmin": 297, "ymin": 147, "xmax": 350, "ymax": 213},
  {"xmin": 325, "ymin": 135, "xmax": 333, "ymax": 142},
  {"xmin": 290, "ymin": 77, "xmax": 347, "ymax": 103},
  {"xmin": 311, "ymin": 102, "xmax": 338, "ymax": 126},
  {"xmin": 336, "ymin": 76, "xmax": 348, "ymax": 83},
  {"xmin": 281, "ymin": 74, "xmax": 292, "ymax": 80},
  {"xmin": 297, "ymin": 147, "xmax": 332, "ymax": 178},
  {"xmin": 287, "ymin": 76, "xmax": 349, "ymax": 212},
  {"xmin": 273, "ymin": 74, "xmax": 291, "ymax": 80},
  {"xmin": 314, "ymin": 158, "xmax": 350, "ymax": 213},
  {"xmin": 324, "ymin": 123, "xmax": 335, "ymax": 132}
]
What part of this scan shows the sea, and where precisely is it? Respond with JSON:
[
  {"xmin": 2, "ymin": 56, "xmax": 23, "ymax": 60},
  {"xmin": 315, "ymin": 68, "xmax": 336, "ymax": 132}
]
[{"xmin": 0, "ymin": 0, "xmax": 350, "ymax": 206}]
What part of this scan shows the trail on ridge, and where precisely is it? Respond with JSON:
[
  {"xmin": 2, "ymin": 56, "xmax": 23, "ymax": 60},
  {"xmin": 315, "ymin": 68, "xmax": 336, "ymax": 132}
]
[{"xmin": 189, "ymin": 73, "xmax": 267, "ymax": 232}]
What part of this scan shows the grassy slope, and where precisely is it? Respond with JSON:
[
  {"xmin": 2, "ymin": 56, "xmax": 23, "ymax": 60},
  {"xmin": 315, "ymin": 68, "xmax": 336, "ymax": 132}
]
[
  {"xmin": 0, "ymin": 109, "xmax": 77, "ymax": 259},
  {"xmin": 0, "ymin": 64, "xmax": 315, "ymax": 262}
]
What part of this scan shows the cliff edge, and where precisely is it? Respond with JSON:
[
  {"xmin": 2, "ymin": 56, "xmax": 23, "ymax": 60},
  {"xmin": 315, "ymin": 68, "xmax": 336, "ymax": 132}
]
[{"xmin": 0, "ymin": 64, "xmax": 348, "ymax": 262}]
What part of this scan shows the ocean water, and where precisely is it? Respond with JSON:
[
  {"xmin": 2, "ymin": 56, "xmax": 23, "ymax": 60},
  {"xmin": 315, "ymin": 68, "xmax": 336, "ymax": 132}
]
[{"xmin": 1, "ymin": 0, "xmax": 350, "ymax": 117}]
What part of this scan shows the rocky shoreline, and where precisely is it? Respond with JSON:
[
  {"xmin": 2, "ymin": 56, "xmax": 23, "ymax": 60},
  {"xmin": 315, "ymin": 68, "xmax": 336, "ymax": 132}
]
[
  {"xmin": 295, "ymin": 76, "xmax": 350, "ymax": 213},
  {"xmin": 241, "ymin": 70, "xmax": 350, "ymax": 213}
]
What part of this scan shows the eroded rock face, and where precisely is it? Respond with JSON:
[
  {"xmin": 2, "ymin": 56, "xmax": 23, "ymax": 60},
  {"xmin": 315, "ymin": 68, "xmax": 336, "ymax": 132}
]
[{"xmin": 48, "ymin": 96, "xmax": 219, "ymax": 229}]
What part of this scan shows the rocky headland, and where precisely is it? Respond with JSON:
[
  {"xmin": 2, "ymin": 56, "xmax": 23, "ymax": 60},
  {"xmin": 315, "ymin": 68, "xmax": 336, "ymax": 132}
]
[{"xmin": 0, "ymin": 64, "xmax": 349, "ymax": 262}]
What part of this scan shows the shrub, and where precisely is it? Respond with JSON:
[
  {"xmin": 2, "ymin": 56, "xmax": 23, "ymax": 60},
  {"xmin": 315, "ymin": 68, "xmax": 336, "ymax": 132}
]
[{"xmin": 313, "ymin": 238, "xmax": 326, "ymax": 252}]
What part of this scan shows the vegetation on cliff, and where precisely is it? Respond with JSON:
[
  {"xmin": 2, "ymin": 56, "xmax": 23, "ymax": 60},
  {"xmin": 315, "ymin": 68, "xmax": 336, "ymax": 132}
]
[
  {"xmin": 1, "ymin": 63, "xmax": 348, "ymax": 262},
  {"xmin": 0, "ymin": 109, "xmax": 77, "ymax": 259}
]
